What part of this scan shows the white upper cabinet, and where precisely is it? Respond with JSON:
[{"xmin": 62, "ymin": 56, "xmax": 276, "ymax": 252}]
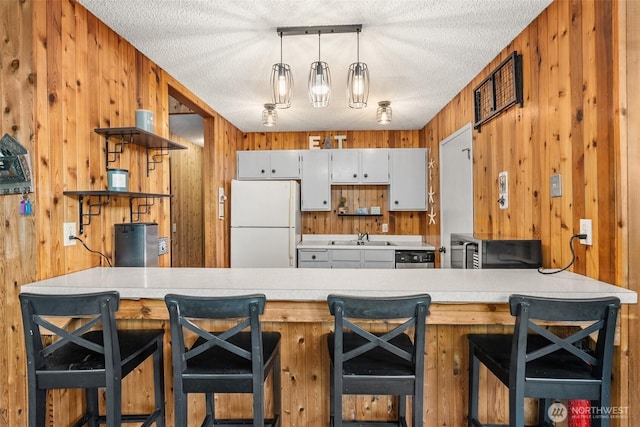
[
  {"xmin": 301, "ymin": 150, "xmax": 331, "ymax": 211},
  {"xmin": 237, "ymin": 150, "xmax": 300, "ymax": 180},
  {"xmin": 389, "ymin": 148, "xmax": 428, "ymax": 211},
  {"xmin": 330, "ymin": 149, "xmax": 389, "ymax": 184}
]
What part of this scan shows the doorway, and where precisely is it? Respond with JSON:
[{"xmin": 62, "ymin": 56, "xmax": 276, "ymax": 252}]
[
  {"xmin": 439, "ymin": 123, "xmax": 473, "ymax": 268},
  {"xmin": 168, "ymin": 95, "xmax": 205, "ymax": 267}
]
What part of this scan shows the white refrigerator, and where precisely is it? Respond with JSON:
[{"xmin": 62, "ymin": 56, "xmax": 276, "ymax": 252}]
[{"xmin": 230, "ymin": 180, "xmax": 301, "ymax": 268}]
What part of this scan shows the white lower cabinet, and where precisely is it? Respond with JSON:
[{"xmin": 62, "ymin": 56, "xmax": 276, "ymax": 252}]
[
  {"xmin": 297, "ymin": 249, "xmax": 330, "ymax": 268},
  {"xmin": 331, "ymin": 250, "xmax": 362, "ymax": 269},
  {"xmin": 298, "ymin": 248, "xmax": 395, "ymax": 269},
  {"xmin": 362, "ymin": 250, "xmax": 395, "ymax": 269}
]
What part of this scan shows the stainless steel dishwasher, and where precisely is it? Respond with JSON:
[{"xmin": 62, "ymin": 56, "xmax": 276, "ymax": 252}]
[{"xmin": 394, "ymin": 250, "xmax": 435, "ymax": 268}]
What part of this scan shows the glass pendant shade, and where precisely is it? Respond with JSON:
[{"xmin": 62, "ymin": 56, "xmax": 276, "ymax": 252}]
[
  {"xmin": 271, "ymin": 63, "xmax": 293, "ymax": 108},
  {"xmin": 347, "ymin": 30, "xmax": 369, "ymax": 109},
  {"xmin": 270, "ymin": 33, "xmax": 293, "ymax": 108},
  {"xmin": 308, "ymin": 33, "xmax": 331, "ymax": 107},
  {"xmin": 376, "ymin": 101, "xmax": 392, "ymax": 124},
  {"xmin": 262, "ymin": 104, "xmax": 277, "ymax": 127},
  {"xmin": 347, "ymin": 62, "xmax": 369, "ymax": 108}
]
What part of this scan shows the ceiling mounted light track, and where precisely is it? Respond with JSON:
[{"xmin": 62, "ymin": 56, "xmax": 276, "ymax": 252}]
[
  {"xmin": 273, "ymin": 24, "xmax": 365, "ymax": 109},
  {"xmin": 270, "ymin": 32, "xmax": 293, "ymax": 109},
  {"xmin": 347, "ymin": 29, "xmax": 369, "ymax": 109}
]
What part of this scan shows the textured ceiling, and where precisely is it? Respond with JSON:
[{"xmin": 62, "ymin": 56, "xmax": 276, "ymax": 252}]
[{"xmin": 78, "ymin": 0, "xmax": 552, "ymax": 133}]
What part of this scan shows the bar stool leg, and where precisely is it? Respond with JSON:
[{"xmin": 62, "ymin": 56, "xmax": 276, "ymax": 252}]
[
  {"xmin": 85, "ymin": 388, "xmax": 99, "ymax": 427},
  {"xmin": 152, "ymin": 339, "xmax": 166, "ymax": 427},
  {"xmin": 468, "ymin": 345, "xmax": 480, "ymax": 427}
]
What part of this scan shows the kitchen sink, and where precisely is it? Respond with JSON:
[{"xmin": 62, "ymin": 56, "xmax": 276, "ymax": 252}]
[
  {"xmin": 329, "ymin": 240, "xmax": 396, "ymax": 246},
  {"xmin": 361, "ymin": 241, "xmax": 396, "ymax": 246}
]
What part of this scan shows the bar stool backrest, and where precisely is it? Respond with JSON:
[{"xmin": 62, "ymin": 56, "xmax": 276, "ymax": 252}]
[
  {"xmin": 509, "ymin": 294, "xmax": 620, "ymax": 385},
  {"xmin": 164, "ymin": 293, "xmax": 267, "ymax": 374},
  {"xmin": 20, "ymin": 291, "xmax": 121, "ymax": 377}
]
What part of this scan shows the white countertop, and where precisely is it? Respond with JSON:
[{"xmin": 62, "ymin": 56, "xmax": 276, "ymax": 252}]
[
  {"xmin": 21, "ymin": 267, "xmax": 637, "ymax": 304},
  {"xmin": 298, "ymin": 234, "xmax": 436, "ymax": 250}
]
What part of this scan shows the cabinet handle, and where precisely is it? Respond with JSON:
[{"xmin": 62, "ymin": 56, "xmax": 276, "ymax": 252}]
[
  {"xmin": 272, "ymin": 169, "xmax": 276, "ymax": 173},
  {"xmin": 323, "ymin": 200, "xmax": 327, "ymax": 204},
  {"xmin": 364, "ymin": 173, "xmax": 368, "ymax": 178},
  {"xmin": 311, "ymin": 255, "xmax": 316, "ymax": 260},
  {"xmin": 353, "ymin": 173, "xmax": 357, "ymax": 178},
  {"xmin": 394, "ymin": 200, "xmax": 399, "ymax": 205},
  {"xmin": 261, "ymin": 169, "xmax": 265, "ymax": 174}
]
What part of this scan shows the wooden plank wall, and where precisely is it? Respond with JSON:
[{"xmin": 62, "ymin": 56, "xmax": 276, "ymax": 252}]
[
  {"xmin": 1, "ymin": 1, "xmax": 35, "ymax": 426},
  {"xmin": 422, "ymin": 1, "xmax": 634, "ymax": 426},
  {"xmin": 240, "ymin": 131, "xmax": 425, "ymax": 238},
  {"xmin": 621, "ymin": 1, "xmax": 639, "ymax": 425},
  {"xmin": 1, "ymin": 0, "xmax": 636, "ymax": 426},
  {"xmin": 169, "ymin": 135, "xmax": 204, "ymax": 267}
]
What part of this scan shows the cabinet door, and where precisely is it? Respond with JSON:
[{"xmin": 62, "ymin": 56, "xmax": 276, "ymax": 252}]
[
  {"xmin": 270, "ymin": 150, "xmax": 300, "ymax": 179},
  {"xmin": 389, "ymin": 148, "xmax": 428, "ymax": 211},
  {"xmin": 237, "ymin": 151, "xmax": 271, "ymax": 180},
  {"xmin": 301, "ymin": 150, "xmax": 331, "ymax": 211},
  {"xmin": 362, "ymin": 249, "xmax": 395, "ymax": 269},
  {"xmin": 330, "ymin": 249, "xmax": 362, "ymax": 268},
  {"xmin": 330, "ymin": 150, "xmax": 360, "ymax": 183},
  {"xmin": 298, "ymin": 249, "xmax": 330, "ymax": 268},
  {"xmin": 361, "ymin": 149, "xmax": 389, "ymax": 184}
]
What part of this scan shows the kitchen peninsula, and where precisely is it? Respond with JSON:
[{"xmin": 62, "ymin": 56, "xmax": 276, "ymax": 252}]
[
  {"xmin": 20, "ymin": 268, "xmax": 637, "ymax": 426},
  {"xmin": 21, "ymin": 267, "xmax": 637, "ymax": 306}
]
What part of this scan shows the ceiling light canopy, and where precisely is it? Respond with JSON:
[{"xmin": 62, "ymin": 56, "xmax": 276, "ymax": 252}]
[
  {"xmin": 270, "ymin": 32, "xmax": 293, "ymax": 108},
  {"xmin": 262, "ymin": 103, "xmax": 277, "ymax": 127},
  {"xmin": 376, "ymin": 101, "xmax": 392, "ymax": 125},
  {"xmin": 347, "ymin": 29, "xmax": 369, "ymax": 109}
]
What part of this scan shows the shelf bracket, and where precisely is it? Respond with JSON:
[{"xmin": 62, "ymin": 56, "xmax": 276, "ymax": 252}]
[
  {"xmin": 105, "ymin": 134, "xmax": 132, "ymax": 168},
  {"xmin": 77, "ymin": 195, "xmax": 110, "ymax": 234},
  {"xmin": 130, "ymin": 196, "xmax": 157, "ymax": 222},
  {"xmin": 146, "ymin": 146, "xmax": 169, "ymax": 176}
]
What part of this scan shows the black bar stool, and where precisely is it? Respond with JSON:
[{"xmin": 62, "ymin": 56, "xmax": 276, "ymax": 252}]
[
  {"xmin": 19, "ymin": 291, "xmax": 165, "ymax": 427},
  {"xmin": 164, "ymin": 293, "xmax": 281, "ymax": 427},
  {"xmin": 327, "ymin": 293, "xmax": 431, "ymax": 427},
  {"xmin": 468, "ymin": 294, "xmax": 620, "ymax": 427}
]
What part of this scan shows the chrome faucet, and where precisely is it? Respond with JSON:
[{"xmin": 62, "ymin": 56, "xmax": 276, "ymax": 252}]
[{"xmin": 356, "ymin": 229, "xmax": 369, "ymax": 242}]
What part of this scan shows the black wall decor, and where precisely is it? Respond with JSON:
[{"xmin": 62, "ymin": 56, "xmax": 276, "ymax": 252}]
[{"xmin": 473, "ymin": 51, "xmax": 523, "ymax": 131}]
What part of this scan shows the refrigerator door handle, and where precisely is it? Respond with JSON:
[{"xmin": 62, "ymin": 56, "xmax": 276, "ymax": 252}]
[{"xmin": 289, "ymin": 183, "xmax": 295, "ymax": 267}]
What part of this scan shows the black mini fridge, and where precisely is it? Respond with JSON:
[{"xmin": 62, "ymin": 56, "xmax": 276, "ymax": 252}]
[{"xmin": 114, "ymin": 223, "xmax": 159, "ymax": 267}]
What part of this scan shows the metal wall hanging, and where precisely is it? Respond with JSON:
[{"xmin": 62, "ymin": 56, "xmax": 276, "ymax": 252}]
[
  {"xmin": 473, "ymin": 51, "xmax": 523, "ymax": 131},
  {"xmin": 0, "ymin": 133, "xmax": 34, "ymax": 195}
]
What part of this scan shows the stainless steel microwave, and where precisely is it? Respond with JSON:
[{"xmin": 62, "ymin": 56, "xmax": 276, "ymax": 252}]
[{"xmin": 450, "ymin": 233, "xmax": 542, "ymax": 269}]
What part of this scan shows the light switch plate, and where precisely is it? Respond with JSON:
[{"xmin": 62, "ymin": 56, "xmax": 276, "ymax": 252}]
[
  {"xmin": 158, "ymin": 237, "xmax": 169, "ymax": 255},
  {"xmin": 551, "ymin": 174, "xmax": 562, "ymax": 197},
  {"xmin": 498, "ymin": 171, "xmax": 508, "ymax": 210}
]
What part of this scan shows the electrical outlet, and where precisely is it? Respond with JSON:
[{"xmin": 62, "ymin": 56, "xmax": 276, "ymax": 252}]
[
  {"xmin": 579, "ymin": 219, "xmax": 592, "ymax": 245},
  {"xmin": 63, "ymin": 222, "xmax": 77, "ymax": 246},
  {"xmin": 382, "ymin": 223, "xmax": 388, "ymax": 233}
]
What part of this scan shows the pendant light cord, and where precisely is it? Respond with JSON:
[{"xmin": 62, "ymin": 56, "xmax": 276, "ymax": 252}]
[
  {"xmin": 318, "ymin": 31, "xmax": 321, "ymax": 61},
  {"xmin": 356, "ymin": 29, "xmax": 360, "ymax": 63},
  {"xmin": 279, "ymin": 31, "xmax": 283, "ymax": 63}
]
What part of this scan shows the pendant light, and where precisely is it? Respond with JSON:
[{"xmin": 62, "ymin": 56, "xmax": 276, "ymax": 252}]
[
  {"xmin": 347, "ymin": 29, "xmax": 369, "ymax": 109},
  {"xmin": 270, "ymin": 32, "xmax": 293, "ymax": 108},
  {"xmin": 376, "ymin": 101, "xmax": 392, "ymax": 124},
  {"xmin": 262, "ymin": 103, "xmax": 277, "ymax": 127},
  {"xmin": 308, "ymin": 31, "xmax": 331, "ymax": 107}
]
